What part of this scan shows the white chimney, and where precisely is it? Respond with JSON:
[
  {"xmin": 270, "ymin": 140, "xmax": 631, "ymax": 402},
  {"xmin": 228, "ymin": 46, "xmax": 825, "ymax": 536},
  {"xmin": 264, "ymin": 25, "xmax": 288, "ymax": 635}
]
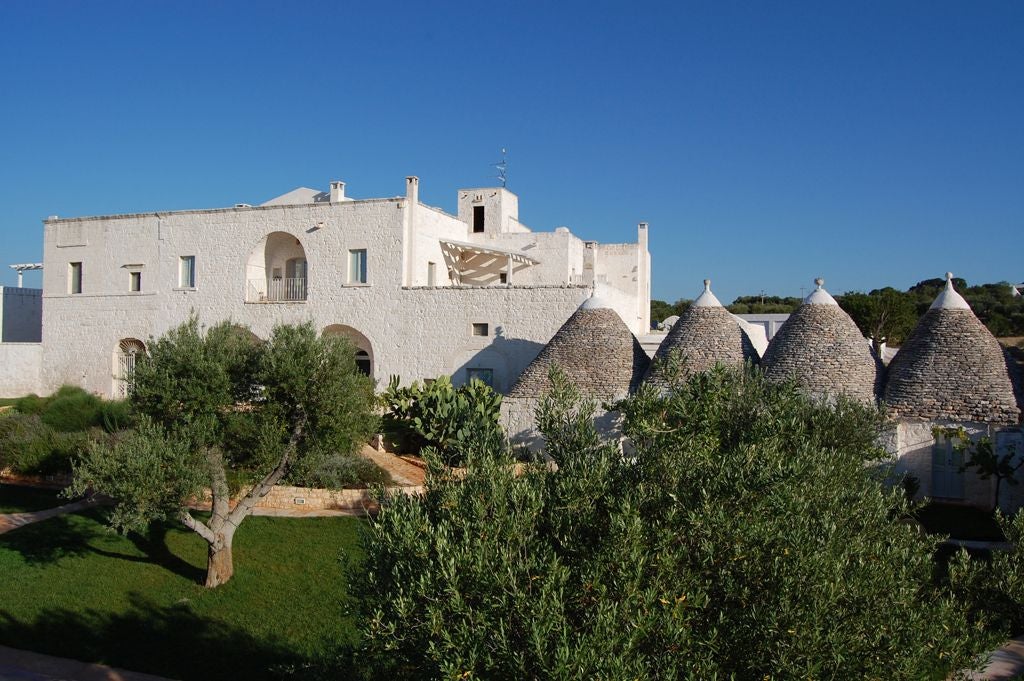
[
  {"xmin": 329, "ymin": 181, "xmax": 346, "ymax": 203},
  {"xmin": 406, "ymin": 176, "xmax": 419, "ymax": 205}
]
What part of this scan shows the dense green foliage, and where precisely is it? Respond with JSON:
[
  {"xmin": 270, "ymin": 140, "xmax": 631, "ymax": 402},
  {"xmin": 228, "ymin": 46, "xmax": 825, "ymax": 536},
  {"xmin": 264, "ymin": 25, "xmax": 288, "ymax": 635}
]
[
  {"xmin": 649, "ymin": 298, "xmax": 692, "ymax": 325},
  {"xmin": 380, "ymin": 375, "xmax": 503, "ymax": 464},
  {"xmin": 0, "ymin": 387, "xmax": 129, "ymax": 477},
  {"xmin": 726, "ymin": 295, "xmax": 802, "ymax": 314},
  {"xmin": 12, "ymin": 385, "xmax": 132, "ymax": 433},
  {"xmin": 837, "ymin": 278, "xmax": 1024, "ymax": 343},
  {"xmin": 0, "ymin": 500, "xmax": 364, "ymax": 681},
  {"xmin": 357, "ymin": 364, "xmax": 997, "ymax": 679}
]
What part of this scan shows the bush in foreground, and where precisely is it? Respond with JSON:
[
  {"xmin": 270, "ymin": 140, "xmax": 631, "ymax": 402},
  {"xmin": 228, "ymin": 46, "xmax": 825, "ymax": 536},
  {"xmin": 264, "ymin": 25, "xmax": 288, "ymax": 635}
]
[{"xmin": 356, "ymin": 365, "xmax": 996, "ymax": 679}]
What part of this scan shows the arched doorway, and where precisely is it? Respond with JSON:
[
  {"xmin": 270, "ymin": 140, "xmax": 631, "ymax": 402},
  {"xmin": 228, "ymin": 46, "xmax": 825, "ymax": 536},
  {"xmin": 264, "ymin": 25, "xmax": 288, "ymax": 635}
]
[
  {"xmin": 245, "ymin": 232, "xmax": 307, "ymax": 302},
  {"xmin": 113, "ymin": 338, "xmax": 146, "ymax": 398},
  {"xmin": 322, "ymin": 325, "xmax": 374, "ymax": 379}
]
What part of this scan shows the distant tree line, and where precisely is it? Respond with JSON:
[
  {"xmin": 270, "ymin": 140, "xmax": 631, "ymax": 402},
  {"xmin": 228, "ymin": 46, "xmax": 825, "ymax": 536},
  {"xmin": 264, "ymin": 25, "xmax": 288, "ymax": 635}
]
[{"xmin": 651, "ymin": 279, "xmax": 1024, "ymax": 342}]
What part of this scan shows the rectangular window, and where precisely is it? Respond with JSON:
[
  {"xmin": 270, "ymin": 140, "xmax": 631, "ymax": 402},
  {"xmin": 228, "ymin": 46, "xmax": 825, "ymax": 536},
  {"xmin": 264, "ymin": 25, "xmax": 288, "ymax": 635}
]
[
  {"xmin": 427, "ymin": 261, "xmax": 436, "ymax": 286},
  {"xmin": 473, "ymin": 205, "xmax": 485, "ymax": 233},
  {"xmin": 179, "ymin": 256, "xmax": 196, "ymax": 288},
  {"xmin": 69, "ymin": 262, "xmax": 83, "ymax": 294},
  {"xmin": 472, "ymin": 322, "xmax": 489, "ymax": 337},
  {"xmin": 499, "ymin": 272, "xmax": 508, "ymax": 284},
  {"xmin": 129, "ymin": 271, "xmax": 141, "ymax": 292},
  {"xmin": 349, "ymin": 249, "xmax": 367, "ymax": 284},
  {"xmin": 466, "ymin": 368, "xmax": 493, "ymax": 387}
]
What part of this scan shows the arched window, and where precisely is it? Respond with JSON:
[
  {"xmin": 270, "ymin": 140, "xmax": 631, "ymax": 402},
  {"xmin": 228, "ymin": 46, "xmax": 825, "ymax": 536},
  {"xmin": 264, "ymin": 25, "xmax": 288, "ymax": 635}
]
[{"xmin": 113, "ymin": 338, "xmax": 146, "ymax": 398}]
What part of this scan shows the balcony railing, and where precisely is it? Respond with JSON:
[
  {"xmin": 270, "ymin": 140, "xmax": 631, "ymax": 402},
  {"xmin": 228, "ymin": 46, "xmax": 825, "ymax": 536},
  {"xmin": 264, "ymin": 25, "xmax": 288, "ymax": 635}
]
[{"xmin": 247, "ymin": 277, "xmax": 307, "ymax": 303}]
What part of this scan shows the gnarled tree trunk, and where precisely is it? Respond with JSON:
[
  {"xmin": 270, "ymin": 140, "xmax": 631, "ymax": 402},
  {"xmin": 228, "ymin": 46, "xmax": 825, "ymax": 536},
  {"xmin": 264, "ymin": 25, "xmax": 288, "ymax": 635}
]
[{"xmin": 205, "ymin": 529, "xmax": 236, "ymax": 588}]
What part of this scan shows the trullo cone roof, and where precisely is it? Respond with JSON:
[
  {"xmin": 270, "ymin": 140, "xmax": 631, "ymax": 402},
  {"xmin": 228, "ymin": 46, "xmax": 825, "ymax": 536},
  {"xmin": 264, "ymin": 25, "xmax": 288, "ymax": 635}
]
[
  {"xmin": 884, "ymin": 273, "xmax": 1020, "ymax": 424},
  {"xmin": 508, "ymin": 296, "xmax": 650, "ymax": 399},
  {"xmin": 760, "ymin": 278, "xmax": 881, "ymax": 403},
  {"xmin": 646, "ymin": 279, "xmax": 758, "ymax": 385}
]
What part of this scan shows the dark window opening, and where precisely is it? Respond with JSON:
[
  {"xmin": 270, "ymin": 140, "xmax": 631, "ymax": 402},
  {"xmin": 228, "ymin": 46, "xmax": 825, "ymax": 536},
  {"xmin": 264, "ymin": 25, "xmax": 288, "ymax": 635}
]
[
  {"xmin": 473, "ymin": 206, "xmax": 485, "ymax": 233},
  {"xmin": 472, "ymin": 323, "xmax": 489, "ymax": 337},
  {"xmin": 466, "ymin": 368, "xmax": 493, "ymax": 387},
  {"xmin": 130, "ymin": 271, "xmax": 141, "ymax": 292}
]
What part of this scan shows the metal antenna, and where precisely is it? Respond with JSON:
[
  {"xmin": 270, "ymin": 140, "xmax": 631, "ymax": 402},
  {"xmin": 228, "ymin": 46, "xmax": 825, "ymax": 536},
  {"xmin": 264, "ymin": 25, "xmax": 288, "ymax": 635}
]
[{"xmin": 494, "ymin": 147, "xmax": 508, "ymax": 188}]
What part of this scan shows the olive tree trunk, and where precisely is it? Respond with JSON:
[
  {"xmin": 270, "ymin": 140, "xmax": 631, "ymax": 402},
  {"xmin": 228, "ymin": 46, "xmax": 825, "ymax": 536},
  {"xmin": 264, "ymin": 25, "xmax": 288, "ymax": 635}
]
[{"xmin": 179, "ymin": 420, "xmax": 305, "ymax": 588}]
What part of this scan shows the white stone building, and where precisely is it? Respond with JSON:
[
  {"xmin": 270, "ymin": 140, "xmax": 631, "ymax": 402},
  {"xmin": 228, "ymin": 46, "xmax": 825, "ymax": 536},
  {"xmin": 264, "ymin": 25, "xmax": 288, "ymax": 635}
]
[{"xmin": 38, "ymin": 177, "xmax": 650, "ymax": 398}]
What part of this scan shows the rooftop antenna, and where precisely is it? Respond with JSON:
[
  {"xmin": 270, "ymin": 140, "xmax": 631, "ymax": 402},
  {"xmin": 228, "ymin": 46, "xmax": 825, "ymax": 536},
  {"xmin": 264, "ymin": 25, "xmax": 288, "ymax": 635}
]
[{"xmin": 494, "ymin": 148, "xmax": 508, "ymax": 188}]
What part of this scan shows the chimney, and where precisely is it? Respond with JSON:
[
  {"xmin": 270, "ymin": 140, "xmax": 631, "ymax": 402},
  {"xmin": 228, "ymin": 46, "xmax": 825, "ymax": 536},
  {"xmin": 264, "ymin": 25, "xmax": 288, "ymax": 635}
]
[
  {"xmin": 329, "ymin": 181, "xmax": 346, "ymax": 203},
  {"xmin": 406, "ymin": 176, "xmax": 419, "ymax": 205},
  {"xmin": 638, "ymin": 222, "xmax": 648, "ymax": 248}
]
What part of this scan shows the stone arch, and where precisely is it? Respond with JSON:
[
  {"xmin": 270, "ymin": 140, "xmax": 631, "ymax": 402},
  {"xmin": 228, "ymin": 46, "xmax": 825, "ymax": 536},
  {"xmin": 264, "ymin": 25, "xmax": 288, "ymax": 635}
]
[
  {"xmin": 245, "ymin": 231, "xmax": 308, "ymax": 302},
  {"xmin": 322, "ymin": 324, "xmax": 374, "ymax": 378},
  {"xmin": 112, "ymin": 338, "xmax": 146, "ymax": 398}
]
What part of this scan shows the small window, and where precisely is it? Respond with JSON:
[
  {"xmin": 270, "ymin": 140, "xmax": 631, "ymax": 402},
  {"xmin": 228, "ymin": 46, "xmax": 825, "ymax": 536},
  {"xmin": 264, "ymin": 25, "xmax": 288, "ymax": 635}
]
[
  {"xmin": 129, "ymin": 271, "xmax": 141, "ymax": 292},
  {"xmin": 472, "ymin": 323, "xmax": 489, "ymax": 337},
  {"xmin": 427, "ymin": 261, "xmax": 436, "ymax": 286},
  {"xmin": 466, "ymin": 368, "xmax": 493, "ymax": 387},
  {"xmin": 473, "ymin": 205, "xmax": 485, "ymax": 233},
  {"xmin": 179, "ymin": 256, "xmax": 196, "ymax": 288},
  {"xmin": 349, "ymin": 249, "xmax": 367, "ymax": 284},
  {"xmin": 69, "ymin": 262, "xmax": 83, "ymax": 294},
  {"xmin": 499, "ymin": 272, "xmax": 508, "ymax": 284}
]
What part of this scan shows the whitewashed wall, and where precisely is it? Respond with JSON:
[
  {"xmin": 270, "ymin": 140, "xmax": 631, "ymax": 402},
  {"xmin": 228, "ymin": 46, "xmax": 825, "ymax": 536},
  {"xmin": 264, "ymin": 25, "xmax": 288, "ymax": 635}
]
[{"xmin": 0, "ymin": 343, "xmax": 42, "ymax": 397}]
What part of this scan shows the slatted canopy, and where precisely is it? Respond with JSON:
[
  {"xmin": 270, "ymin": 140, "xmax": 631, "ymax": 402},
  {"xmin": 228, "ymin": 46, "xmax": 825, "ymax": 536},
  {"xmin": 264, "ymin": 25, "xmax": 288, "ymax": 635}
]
[{"xmin": 438, "ymin": 239, "xmax": 537, "ymax": 286}]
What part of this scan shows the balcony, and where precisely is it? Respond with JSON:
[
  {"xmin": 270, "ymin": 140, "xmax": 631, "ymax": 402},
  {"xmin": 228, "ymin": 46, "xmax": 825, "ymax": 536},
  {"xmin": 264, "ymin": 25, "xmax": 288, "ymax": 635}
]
[{"xmin": 247, "ymin": 277, "xmax": 307, "ymax": 303}]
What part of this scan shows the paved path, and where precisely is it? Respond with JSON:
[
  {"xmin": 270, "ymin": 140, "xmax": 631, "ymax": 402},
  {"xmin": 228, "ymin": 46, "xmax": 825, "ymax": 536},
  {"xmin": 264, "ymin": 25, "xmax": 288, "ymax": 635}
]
[
  {"xmin": 961, "ymin": 635, "xmax": 1024, "ymax": 680},
  {"xmin": 0, "ymin": 644, "xmax": 175, "ymax": 681},
  {"xmin": 359, "ymin": 446, "xmax": 425, "ymax": 487},
  {"xmin": 0, "ymin": 498, "xmax": 99, "ymax": 536}
]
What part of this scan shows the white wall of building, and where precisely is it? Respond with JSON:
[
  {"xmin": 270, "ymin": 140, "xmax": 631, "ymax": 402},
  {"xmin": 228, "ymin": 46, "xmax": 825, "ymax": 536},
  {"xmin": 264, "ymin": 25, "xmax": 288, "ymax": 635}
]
[
  {"xmin": 38, "ymin": 179, "xmax": 649, "ymax": 398},
  {"xmin": 0, "ymin": 343, "xmax": 42, "ymax": 397}
]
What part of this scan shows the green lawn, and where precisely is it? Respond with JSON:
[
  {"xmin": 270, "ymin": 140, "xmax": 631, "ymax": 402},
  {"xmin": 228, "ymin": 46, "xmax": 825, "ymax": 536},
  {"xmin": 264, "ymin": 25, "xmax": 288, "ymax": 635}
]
[
  {"xmin": 0, "ymin": 484, "xmax": 66, "ymax": 513},
  {"xmin": 0, "ymin": 507, "xmax": 366, "ymax": 680}
]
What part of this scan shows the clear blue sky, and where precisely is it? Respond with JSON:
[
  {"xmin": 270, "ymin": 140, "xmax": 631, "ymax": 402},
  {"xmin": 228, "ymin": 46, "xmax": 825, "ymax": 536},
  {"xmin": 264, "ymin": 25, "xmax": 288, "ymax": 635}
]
[{"xmin": 1, "ymin": 1, "xmax": 1021, "ymax": 303}]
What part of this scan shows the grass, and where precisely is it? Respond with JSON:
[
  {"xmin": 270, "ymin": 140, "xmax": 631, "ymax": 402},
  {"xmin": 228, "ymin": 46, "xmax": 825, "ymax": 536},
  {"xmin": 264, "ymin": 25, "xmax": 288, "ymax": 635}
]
[
  {"xmin": 915, "ymin": 503, "xmax": 1006, "ymax": 542},
  {"xmin": 0, "ymin": 507, "xmax": 366, "ymax": 680},
  {"xmin": 0, "ymin": 484, "xmax": 66, "ymax": 513}
]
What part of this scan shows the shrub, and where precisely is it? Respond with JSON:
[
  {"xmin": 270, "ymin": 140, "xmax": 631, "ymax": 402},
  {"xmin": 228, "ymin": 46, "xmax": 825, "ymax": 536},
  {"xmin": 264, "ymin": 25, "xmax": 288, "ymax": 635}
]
[
  {"xmin": 98, "ymin": 399, "xmax": 134, "ymax": 433},
  {"xmin": 13, "ymin": 393, "xmax": 49, "ymax": 415},
  {"xmin": 380, "ymin": 375, "xmax": 503, "ymax": 464},
  {"xmin": 39, "ymin": 386, "xmax": 102, "ymax": 432},
  {"xmin": 356, "ymin": 366, "xmax": 995, "ymax": 679},
  {"xmin": 0, "ymin": 412, "xmax": 93, "ymax": 476},
  {"xmin": 285, "ymin": 450, "xmax": 392, "ymax": 489}
]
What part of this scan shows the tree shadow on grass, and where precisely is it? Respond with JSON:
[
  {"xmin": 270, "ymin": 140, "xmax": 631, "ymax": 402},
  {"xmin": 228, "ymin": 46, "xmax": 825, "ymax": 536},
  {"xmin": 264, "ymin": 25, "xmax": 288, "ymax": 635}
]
[
  {"xmin": 0, "ymin": 592, "xmax": 357, "ymax": 681},
  {"xmin": 90, "ymin": 523, "xmax": 206, "ymax": 584},
  {"xmin": 0, "ymin": 510, "xmax": 204, "ymax": 583}
]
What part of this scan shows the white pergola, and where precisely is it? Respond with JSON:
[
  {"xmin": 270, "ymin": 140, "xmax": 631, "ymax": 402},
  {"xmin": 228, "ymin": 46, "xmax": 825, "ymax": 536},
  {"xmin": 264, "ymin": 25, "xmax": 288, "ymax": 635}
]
[
  {"xmin": 9, "ymin": 263, "xmax": 42, "ymax": 287},
  {"xmin": 438, "ymin": 239, "xmax": 538, "ymax": 286}
]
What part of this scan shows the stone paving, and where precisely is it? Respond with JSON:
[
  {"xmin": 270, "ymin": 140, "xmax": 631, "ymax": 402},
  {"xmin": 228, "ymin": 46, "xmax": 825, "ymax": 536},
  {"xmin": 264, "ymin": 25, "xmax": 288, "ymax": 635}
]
[
  {"xmin": 0, "ymin": 498, "xmax": 99, "ymax": 536},
  {"xmin": 0, "ymin": 645, "xmax": 175, "ymax": 681}
]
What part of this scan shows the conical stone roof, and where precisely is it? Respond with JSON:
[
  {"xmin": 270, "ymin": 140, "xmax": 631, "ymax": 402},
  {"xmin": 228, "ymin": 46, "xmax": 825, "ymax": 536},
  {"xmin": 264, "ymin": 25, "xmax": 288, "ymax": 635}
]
[
  {"xmin": 646, "ymin": 279, "xmax": 758, "ymax": 385},
  {"xmin": 884, "ymin": 273, "xmax": 1020, "ymax": 424},
  {"xmin": 761, "ymin": 278, "xmax": 881, "ymax": 403},
  {"xmin": 509, "ymin": 296, "xmax": 650, "ymax": 399}
]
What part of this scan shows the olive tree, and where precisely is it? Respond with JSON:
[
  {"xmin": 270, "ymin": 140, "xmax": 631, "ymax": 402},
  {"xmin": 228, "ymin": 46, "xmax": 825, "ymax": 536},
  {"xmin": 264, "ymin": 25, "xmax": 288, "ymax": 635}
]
[
  {"xmin": 355, "ymin": 363, "xmax": 995, "ymax": 679},
  {"xmin": 69, "ymin": 318, "xmax": 378, "ymax": 587}
]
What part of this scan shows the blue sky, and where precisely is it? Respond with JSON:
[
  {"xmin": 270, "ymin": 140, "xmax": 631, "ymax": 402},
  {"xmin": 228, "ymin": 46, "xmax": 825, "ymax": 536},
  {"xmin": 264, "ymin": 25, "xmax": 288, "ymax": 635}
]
[{"xmin": 1, "ymin": 1, "xmax": 1021, "ymax": 303}]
